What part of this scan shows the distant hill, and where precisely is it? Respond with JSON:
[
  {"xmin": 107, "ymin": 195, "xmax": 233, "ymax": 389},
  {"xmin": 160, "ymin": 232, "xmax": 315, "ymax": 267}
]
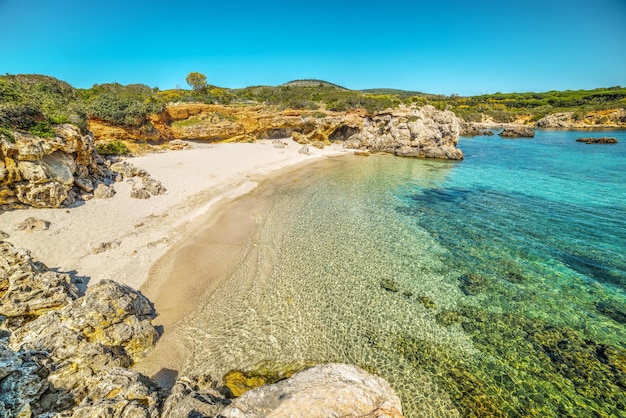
[
  {"xmin": 361, "ymin": 88, "xmax": 433, "ymax": 98},
  {"xmin": 281, "ymin": 79, "xmax": 349, "ymax": 90}
]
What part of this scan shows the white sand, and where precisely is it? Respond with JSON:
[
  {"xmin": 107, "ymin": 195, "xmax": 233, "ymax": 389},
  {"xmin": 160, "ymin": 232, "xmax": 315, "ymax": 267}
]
[{"xmin": 0, "ymin": 139, "xmax": 348, "ymax": 291}]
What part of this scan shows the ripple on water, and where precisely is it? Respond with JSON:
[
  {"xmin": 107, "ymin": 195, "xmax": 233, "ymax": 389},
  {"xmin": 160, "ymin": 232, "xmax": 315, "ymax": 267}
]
[{"xmin": 177, "ymin": 130, "xmax": 626, "ymax": 418}]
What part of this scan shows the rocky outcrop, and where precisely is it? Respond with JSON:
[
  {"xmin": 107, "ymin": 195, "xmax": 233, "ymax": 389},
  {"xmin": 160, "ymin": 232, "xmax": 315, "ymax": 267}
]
[
  {"xmin": 499, "ymin": 126, "xmax": 535, "ymax": 138},
  {"xmin": 535, "ymin": 112, "xmax": 576, "ymax": 128},
  {"xmin": 0, "ymin": 241, "xmax": 160, "ymax": 417},
  {"xmin": 536, "ymin": 108, "xmax": 626, "ymax": 128},
  {"xmin": 161, "ymin": 375, "xmax": 230, "ymax": 417},
  {"xmin": 110, "ymin": 161, "xmax": 167, "ymax": 199},
  {"xmin": 0, "ymin": 242, "xmax": 78, "ymax": 327},
  {"xmin": 220, "ymin": 364, "xmax": 404, "ymax": 417},
  {"xmin": 1, "ymin": 242, "xmax": 404, "ymax": 417},
  {"xmin": 459, "ymin": 122, "xmax": 494, "ymax": 137},
  {"xmin": 88, "ymin": 110, "xmax": 174, "ymax": 142},
  {"xmin": 90, "ymin": 103, "xmax": 463, "ymax": 161},
  {"xmin": 349, "ymin": 106, "xmax": 463, "ymax": 160},
  {"xmin": 0, "ymin": 124, "xmax": 112, "ymax": 209},
  {"xmin": 576, "ymin": 137, "xmax": 618, "ymax": 144}
]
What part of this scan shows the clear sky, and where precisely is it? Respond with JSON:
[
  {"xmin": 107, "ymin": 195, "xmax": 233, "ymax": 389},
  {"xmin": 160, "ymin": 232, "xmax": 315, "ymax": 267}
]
[{"xmin": 1, "ymin": 0, "xmax": 625, "ymax": 95}]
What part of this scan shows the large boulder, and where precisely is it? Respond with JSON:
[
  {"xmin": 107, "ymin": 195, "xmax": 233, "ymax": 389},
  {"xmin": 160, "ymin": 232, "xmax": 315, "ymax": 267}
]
[
  {"xmin": 0, "ymin": 124, "xmax": 110, "ymax": 208},
  {"xmin": 353, "ymin": 106, "xmax": 463, "ymax": 160},
  {"xmin": 220, "ymin": 364, "xmax": 404, "ymax": 417},
  {"xmin": 499, "ymin": 126, "xmax": 535, "ymax": 138},
  {"xmin": 8, "ymin": 279, "xmax": 160, "ymax": 413},
  {"xmin": 10, "ymin": 279, "xmax": 159, "ymax": 363}
]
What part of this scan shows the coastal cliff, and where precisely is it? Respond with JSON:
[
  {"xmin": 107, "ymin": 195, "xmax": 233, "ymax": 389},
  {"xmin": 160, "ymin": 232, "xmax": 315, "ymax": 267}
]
[{"xmin": 90, "ymin": 104, "xmax": 463, "ymax": 160}]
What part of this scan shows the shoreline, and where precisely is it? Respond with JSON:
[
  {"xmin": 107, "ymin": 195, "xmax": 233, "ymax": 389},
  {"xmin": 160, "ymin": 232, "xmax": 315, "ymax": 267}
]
[
  {"xmin": 0, "ymin": 139, "xmax": 349, "ymax": 294},
  {"xmin": 133, "ymin": 156, "xmax": 352, "ymax": 383}
]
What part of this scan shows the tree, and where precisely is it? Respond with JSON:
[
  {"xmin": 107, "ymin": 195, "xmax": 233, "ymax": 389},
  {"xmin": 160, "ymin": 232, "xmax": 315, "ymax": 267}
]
[{"xmin": 186, "ymin": 72, "xmax": 207, "ymax": 93}]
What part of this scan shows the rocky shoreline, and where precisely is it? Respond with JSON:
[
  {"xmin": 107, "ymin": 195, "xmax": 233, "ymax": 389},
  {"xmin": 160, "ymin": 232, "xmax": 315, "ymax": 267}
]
[
  {"xmin": 0, "ymin": 241, "xmax": 403, "ymax": 417},
  {"xmin": 1, "ymin": 104, "xmax": 463, "ymax": 210}
]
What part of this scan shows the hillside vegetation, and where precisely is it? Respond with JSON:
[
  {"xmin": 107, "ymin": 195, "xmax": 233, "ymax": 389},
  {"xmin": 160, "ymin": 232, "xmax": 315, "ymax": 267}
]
[{"xmin": 1, "ymin": 74, "xmax": 625, "ymax": 138}]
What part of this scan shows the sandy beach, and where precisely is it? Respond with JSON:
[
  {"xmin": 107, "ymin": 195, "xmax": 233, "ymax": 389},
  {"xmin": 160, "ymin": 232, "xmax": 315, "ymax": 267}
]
[{"xmin": 0, "ymin": 139, "xmax": 348, "ymax": 293}]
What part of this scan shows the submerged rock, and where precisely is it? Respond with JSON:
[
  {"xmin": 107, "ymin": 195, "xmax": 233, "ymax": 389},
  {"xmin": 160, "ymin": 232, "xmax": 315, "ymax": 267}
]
[{"xmin": 220, "ymin": 364, "xmax": 404, "ymax": 417}]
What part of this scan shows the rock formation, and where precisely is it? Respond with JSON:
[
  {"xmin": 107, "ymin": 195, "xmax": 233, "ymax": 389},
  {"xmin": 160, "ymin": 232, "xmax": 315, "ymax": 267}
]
[
  {"xmin": 0, "ymin": 241, "xmax": 160, "ymax": 416},
  {"xmin": 0, "ymin": 124, "xmax": 112, "ymax": 209},
  {"xmin": 0, "ymin": 242, "xmax": 405, "ymax": 416},
  {"xmin": 459, "ymin": 122, "xmax": 494, "ymax": 137},
  {"xmin": 91, "ymin": 103, "xmax": 464, "ymax": 161},
  {"xmin": 499, "ymin": 127, "xmax": 535, "ymax": 138},
  {"xmin": 220, "ymin": 364, "xmax": 404, "ymax": 417},
  {"xmin": 0, "ymin": 242, "xmax": 78, "ymax": 328},
  {"xmin": 536, "ymin": 108, "xmax": 626, "ymax": 128},
  {"xmin": 348, "ymin": 106, "xmax": 463, "ymax": 159},
  {"xmin": 576, "ymin": 137, "xmax": 618, "ymax": 144}
]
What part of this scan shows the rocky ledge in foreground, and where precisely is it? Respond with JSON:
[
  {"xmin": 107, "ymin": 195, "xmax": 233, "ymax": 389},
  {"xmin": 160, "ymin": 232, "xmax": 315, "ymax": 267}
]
[
  {"xmin": 498, "ymin": 126, "xmax": 535, "ymax": 138},
  {"xmin": 576, "ymin": 137, "xmax": 618, "ymax": 144},
  {"xmin": 1, "ymin": 241, "xmax": 404, "ymax": 417}
]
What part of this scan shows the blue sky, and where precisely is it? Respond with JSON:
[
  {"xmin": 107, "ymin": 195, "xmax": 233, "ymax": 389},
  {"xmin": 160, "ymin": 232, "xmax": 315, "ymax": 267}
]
[{"xmin": 1, "ymin": 0, "xmax": 625, "ymax": 95}]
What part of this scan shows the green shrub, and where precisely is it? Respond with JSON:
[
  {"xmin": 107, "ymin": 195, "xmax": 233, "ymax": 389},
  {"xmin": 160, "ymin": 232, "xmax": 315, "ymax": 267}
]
[
  {"xmin": 0, "ymin": 74, "xmax": 89, "ymax": 133},
  {"xmin": 0, "ymin": 127, "xmax": 15, "ymax": 142},
  {"xmin": 96, "ymin": 140, "xmax": 130, "ymax": 156},
  {"xmin": 84, "ymin": 83, "xmax": 163, "ymax": 127},
  {"xmin": 29, "ymin": 121, "xmax": 56, "ymax": 138}
]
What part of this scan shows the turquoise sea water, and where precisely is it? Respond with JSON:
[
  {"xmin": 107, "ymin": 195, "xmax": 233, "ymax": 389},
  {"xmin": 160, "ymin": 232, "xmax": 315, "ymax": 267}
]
[{"xmin": 181, "ymin": 130, "xmax": 626, "ymax": 417}]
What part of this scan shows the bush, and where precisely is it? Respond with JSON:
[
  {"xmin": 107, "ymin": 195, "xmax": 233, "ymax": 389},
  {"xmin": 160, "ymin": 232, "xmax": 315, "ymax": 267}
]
[
  {"xmin": 96, "ymin": 140, "xmax": 130, "ymax": 156},
  {"xmin": 0, "ymin": 74, "xmax": 88, "ymax": 132},
  {"xmin": 84, "ymin": 83, "xmax": 163, "ymax": 127},
  {"xmin": 29, "ymin": 121, "xmax": 55, "ymax": 138}
]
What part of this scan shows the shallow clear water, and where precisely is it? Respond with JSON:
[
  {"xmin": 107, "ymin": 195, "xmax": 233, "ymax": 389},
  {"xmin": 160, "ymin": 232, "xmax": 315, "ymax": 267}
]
[{"xmin": 179, "ymin": 130, "xmax": 626, "ymax": 417}]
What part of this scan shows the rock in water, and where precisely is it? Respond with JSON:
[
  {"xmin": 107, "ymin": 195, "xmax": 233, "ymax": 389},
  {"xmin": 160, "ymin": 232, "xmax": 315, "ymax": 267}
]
[
  {"xmin": 499, "ymin": 127, "xmax": 535, "ymax": 138},
  {"xmin": 356, "ymin": 106, "xmax": 463, "ymax": 160},
  {"xmin": 576, "ymin": 137, "xmax": 618, "ymax": 144},
  {"xmin": 220, "ymin": 364, "xmax": 404, "ymax": 417}
]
